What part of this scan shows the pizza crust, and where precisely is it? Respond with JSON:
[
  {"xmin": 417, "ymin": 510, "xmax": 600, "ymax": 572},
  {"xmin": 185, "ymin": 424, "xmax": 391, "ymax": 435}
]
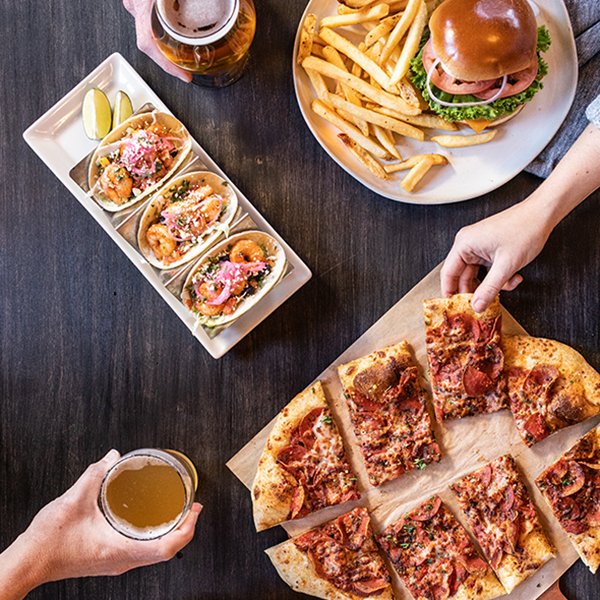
[
  {"xmin": 503, "ymin": 335, "xmax": 600, "ymax": 419},
  {"xmin": 266, "ymin": 541, "xmax": 394, "ymax": 600},
  {"xmin": 494, "ymin": 525, "xmax": 555, "ymax": 593},
  {"xmin": 423, "ymin": 293, "xmax": 501, "ymax": 329}
]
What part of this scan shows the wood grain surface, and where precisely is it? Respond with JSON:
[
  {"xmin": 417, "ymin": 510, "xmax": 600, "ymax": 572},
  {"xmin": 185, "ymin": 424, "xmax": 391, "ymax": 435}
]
[{"xmin": 0, "ymin": 1, "xmax": 598, "ymax": 599}]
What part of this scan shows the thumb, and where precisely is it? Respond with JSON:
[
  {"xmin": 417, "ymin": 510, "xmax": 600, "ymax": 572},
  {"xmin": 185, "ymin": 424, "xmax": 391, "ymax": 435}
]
[
  {"xmin": 71, "ymin": 449, "xmax": 121, "ymax": 497},
  {"xmin": 472, "ymin": 259, "xmax": 514, "ymax": 312}
]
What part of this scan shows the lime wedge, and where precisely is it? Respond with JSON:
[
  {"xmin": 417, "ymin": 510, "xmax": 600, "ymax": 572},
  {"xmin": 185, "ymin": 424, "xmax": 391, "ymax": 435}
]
[
  {"xmin": 82, "ymin": 88, "xmax": 112, "ymax": 140},
  {"xmin": 112, "ymin": 90, "xmax": 133, "ymax": 129}
]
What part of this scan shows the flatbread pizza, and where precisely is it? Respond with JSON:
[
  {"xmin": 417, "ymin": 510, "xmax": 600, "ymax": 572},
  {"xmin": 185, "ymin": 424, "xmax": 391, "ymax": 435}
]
[
  {"xmin": 450, "ymin": 455, "xmax": 555, "ymax": 593},
  {"xmin": 503, "ymin": 335, "xmax": 600, "ymax": 446},
  {"xmin": 536, "ymin": 424, "xmax": 600, "ymax": 573},
  {"xmin": 337, "ymin": 341, "xmax": 441, "ymax": 487},
  {"xmin": 423, "ymin": 294, "xmax": 507, "ymax": 421},
  {"xmin": 251, "ymin": 381, "xmax": 359, "ymax": 532},
  {"xmin": 378, "ymin": 496, "xmax": 505, "ymax": 600},
  {"xmin": 266, "ymin": 507, "xmax": 393, "ymax": 599}
]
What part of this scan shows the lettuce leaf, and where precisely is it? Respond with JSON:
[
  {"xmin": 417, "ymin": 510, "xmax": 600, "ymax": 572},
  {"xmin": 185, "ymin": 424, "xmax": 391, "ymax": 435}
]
[{"xmin": 409, "ymin": 26, "xmax": 551, "ymax": 122}]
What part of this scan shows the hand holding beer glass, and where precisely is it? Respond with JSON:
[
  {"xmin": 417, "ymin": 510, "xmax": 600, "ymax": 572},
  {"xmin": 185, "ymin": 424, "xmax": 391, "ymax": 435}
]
[
  {"xmin": 0, "ymin": 450, "xmax": 201, "ymax": 599},
  {"xmin": 124, "ymin": 0, "xmax": 256, "ymax": 87}
]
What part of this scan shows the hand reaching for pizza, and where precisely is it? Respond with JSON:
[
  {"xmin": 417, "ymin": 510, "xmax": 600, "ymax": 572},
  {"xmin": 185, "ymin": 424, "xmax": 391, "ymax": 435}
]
[
  {"xmin": 441, "ymin": 200, "xmax": 552, "ymax": 313},
  {"xmin": 123, "ymin": 0, "xmax": 192, "ymax": 82},
  {"xmin": 0, "ymin": 450, "xmax": 202, "ymax": 599},
  {"xmin": 442, "ymin": 121, "xmax": 600, "ymax": 313}
]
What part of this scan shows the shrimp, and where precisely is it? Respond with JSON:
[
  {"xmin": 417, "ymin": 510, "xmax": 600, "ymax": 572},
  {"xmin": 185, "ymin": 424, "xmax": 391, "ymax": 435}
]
[
  {"xmin": 200, "ymin": 196, "xmax": 223, "ymax": 223},
  {"xmin": 193, "ymin": 282, "xmax": 226, "ymax": 316},
  {"xmin": 230, "ymin": 240, "xmax": 265, "ymax": 264},
  {"xmin": 146, "ymin": 123, "xmax": 169, "ymax": 136},
  {"xmin": 146, "ymin": 224, "xmax": 177, "ymax": 261},
  {"xmin": 99, "ymin": 163, "xmax": 133, "ymax": 204}
]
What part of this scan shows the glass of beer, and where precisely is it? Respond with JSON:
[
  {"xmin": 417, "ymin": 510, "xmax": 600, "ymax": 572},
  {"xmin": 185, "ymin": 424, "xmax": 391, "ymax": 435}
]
[
  {"xmin": 99, "ymin": 449, "xmax": 198, "ymax": 540},
  {"xmin": 151, "ymin": 0, "xmax": 257, "ymax": 88}
]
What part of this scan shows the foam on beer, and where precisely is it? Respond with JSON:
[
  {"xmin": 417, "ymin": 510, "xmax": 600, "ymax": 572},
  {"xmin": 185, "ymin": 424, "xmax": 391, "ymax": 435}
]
[
  {"xmin": 157, "ymin": 0, "xmax": 237, "ymax": 39},
  {"xmin": 103, "ymin": 455, "xmax": 186, "ymax": 540}
]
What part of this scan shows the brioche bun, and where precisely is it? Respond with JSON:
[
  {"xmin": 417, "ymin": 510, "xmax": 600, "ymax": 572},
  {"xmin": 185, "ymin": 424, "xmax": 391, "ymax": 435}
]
[{"xmin": 429, "ymin": 0, "xmax": 537, "ymax": 81}]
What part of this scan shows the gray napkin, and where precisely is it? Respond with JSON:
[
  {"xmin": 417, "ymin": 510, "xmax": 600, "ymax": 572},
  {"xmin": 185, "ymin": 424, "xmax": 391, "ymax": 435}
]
[{"xmin": 525, "ymin": 0, "xmax": 600, "ymax": 177}]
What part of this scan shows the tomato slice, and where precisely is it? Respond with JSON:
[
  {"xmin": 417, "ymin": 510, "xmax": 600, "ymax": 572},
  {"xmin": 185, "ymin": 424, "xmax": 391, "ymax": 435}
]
[
  {"xmin": 422, "ymin": 40, "xmax": 496, "ymax": 95},
  {"xmin": 474, "ymin": 62, "xmax": 538, "ymax": 99}
]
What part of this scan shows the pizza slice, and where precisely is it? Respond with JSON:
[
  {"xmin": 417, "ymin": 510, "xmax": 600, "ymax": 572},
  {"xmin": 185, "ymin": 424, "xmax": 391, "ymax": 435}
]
[
  {"xmin": 450, "ymin": 454, "xmax": 555, "ymax": 593},
  {"xmin": 378, "ymin": 496, "xmax": 505, "ymax": 600},
  {"xmin": 503, "ymin": 335, "xmax": 600, "ymax": 446},
  {"xmin": 266, "ymin": 507, "xmax": 393, "ymax": 600},
  {"xmin": 536, "ymin": 424, "xmax": 600, "ymax": 573},
  {"xmin": 337, "ymin": 341, "xmax": 441, "ymax": 487},
  {"xmin": 252, "ymin": 381, "xmax": 360, "ymax": 531},
  {"xmin": 423, "ymin": 294, "xmax": 508, "ymax": 421}
]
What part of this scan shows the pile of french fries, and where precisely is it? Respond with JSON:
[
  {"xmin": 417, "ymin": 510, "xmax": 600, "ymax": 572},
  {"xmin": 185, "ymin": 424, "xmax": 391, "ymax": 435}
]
[{"xmin": 297, "ymin": 0, "xmax": 496, "ymax": 193}]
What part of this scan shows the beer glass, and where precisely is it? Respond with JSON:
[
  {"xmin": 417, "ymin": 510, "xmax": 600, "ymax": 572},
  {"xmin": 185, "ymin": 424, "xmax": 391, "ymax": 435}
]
[
  {"xmin": 151, "ymin": 0, "xmax": 257, "ymax": 87},
  {"xmin": 99, "ymin": 448, "xmax": 198, "ymax": 540}
]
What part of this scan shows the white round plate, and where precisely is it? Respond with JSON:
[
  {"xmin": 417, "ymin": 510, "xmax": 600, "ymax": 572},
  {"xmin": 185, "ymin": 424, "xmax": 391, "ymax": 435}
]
[{"xmin": 292, "ymin": 0, "xmax": 577, "ymax": 204}]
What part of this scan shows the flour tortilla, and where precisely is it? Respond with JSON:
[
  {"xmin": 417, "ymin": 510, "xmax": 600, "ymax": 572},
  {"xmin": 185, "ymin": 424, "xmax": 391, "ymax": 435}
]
[
  {"xmin": 88, "ymin": 111, "xmax": 191, "ymax": 212},
  {"xmin": 137, "ymin": 171, "xmax": 238, "ymax": 269}
]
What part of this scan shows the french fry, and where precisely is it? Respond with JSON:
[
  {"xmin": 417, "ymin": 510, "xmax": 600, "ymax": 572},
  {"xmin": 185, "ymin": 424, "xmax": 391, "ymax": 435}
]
[
  {"xmin": 321, "ymin": 3, "xmax": 389, "ymax": 28},
  {"xmin": 431, "ymin": 130, "xmax": 497, "ymax": 147},
  {"xmin": 319, "ymin": 28, "xmax": 397, "ymax": 93},
  {"xmin": 328, "ymin": 94, "xmax": 425, "ymax": 140},
  {"xmin": 367, "ymin": 105, "xmax": 458, "ymax": 130},
  {"xmin": 401, "ymin": 156, "xmax": 438, "ymax": 192},
  {"xmin": 380, "ymin": 0, "xmax": 422, "ymax": 64},
  {"xmin": 364, "ymin": 13, "xmax": 401, "ymax": 48},
  {"xmin": 372, "ymin": 125, "xmax": 402, "ymax": 160},
  {"xmin": 305, "ymin": 68, "xmax": 330, "ymax": 102},
  {"xmin": 390, "ymin": 0, "xmax": 427, "ymax": 84},
  {"xmin": 312, "ymin": 99, "xmax": 390, "ymax": 159},
  {"xmin": 384, "ymin": 153, "xmax": 447, "ymax": 172},
  {"xmin": 338, "ymin": 133, "xmax": 389, "ymax": 179},
  {"xmin": 302, "ymin": 56, "xmax": 420, "ymax": 115},
  {"xmin": 297, "ymin": 13, "xmax": 317, "ymax": 65},
  {"xmin": 322, "ymin": 46, "xmax": 370, "ymax": 136},
  {"xmin": 311, "ymin": 43, "xmax": 326, "ymax": 59}
]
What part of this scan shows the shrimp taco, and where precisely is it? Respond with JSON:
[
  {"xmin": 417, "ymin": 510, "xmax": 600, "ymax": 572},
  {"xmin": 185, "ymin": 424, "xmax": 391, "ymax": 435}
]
[
  {"xmin": 137, "ymin": 171, "xmax": 238, "ymax": 269},
  {"xmin": 182, "ymin": 231, "xmax": 286, "ymax": 328},
  {"xmin": 88, "ymin": 111, "xmax": 191, "ymax": 212}
]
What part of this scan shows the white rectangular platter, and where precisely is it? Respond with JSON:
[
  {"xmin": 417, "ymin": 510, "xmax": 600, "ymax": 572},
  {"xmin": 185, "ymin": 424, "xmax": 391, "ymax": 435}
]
[{"xmin": 23, "ymin": 52, "xmax": 311, "ymax": 358}]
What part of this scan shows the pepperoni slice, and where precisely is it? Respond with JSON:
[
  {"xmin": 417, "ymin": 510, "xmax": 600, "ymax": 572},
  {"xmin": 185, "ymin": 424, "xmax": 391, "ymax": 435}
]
[
  {"xmin": 464, "ymin": 555, "xmax": 488, "ymax": 575},
  {"xmin": 411, "ymin": 496, "xmax": 442, "ymax": 521},
  {"xmin": 297, "ymin": 407, "xmax": 324, "ymax": 449},
  {"xmin": 277, "ymin": 444, "xmax": 308, "ymax": 474},
  {"xmin": 353, "ymin": 577, "xmax": 390, "ymax": 596},
  {"xmin": 463, "ymin": 365, "xmax": 494, "ymax": 396},
  {"xmin": 500, "ymin": 485, "xmax": 515, "ymax": 513},
  {"xmin": 289, "ymin": 485, "xmax": 305, "ymax": 519},
  {"xmin": 523, "ymin": 412, "xmax": 549, "ymax": 443},
  {"xmin": 558, "ymin": 496, "xmax": 582, "ymax": 521},
  {"xmin": 561, "ymin": 461, "xmax": 586, "ymax": 496}
]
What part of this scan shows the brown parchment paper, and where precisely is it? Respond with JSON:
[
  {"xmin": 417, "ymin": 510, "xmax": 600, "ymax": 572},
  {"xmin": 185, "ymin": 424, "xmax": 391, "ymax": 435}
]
[{"xmin": 227, "ymin": 263, "xmax": 600, "ymax": 599}]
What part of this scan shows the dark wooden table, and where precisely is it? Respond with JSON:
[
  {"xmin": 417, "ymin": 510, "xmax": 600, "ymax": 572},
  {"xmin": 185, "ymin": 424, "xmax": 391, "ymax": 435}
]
[{"xmin": 1, "ymin": 1, "xmax": 598, "ymax": 598}]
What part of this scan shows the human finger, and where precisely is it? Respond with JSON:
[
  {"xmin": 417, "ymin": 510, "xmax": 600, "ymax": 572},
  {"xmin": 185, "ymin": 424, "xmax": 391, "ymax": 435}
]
[
  {"xmin": 133, "ymin": 9, "xmax": 192, "ymax": 82},
  {"xmin": 159, "ymin": 503, "xmax": 202, "ymax": 558},
  {"xmin": 440, "ymin": 251, "xmax": 469, "ymax": 297},
  {"xmin": 457, "ymin": 264, "xmax": 480, "ymax": 293},
  {"xmin": 502, "ymin": 273, "xmax": 523, "ymax": 291},
  {"xmin": 71, "ymin": 449, "xmax": 121, "ymax": 497},
  {"xmin": 471, "ymin": 258, "xmax": 514, "ymax": 313}
]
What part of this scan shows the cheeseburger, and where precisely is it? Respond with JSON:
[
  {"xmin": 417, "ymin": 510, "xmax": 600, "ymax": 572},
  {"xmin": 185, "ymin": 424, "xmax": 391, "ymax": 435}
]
[{"xmin": 410, "ymin": 0, "xmax": 551, "ymax": 131}]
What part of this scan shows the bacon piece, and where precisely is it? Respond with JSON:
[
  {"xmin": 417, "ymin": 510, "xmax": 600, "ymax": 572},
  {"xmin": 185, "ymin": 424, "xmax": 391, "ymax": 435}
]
[
  {"xmin": 500, "ymin": 485, "xmax": 515, "ymax": 513},
  {"xmin": 561, "ymin": 461, "xmax": 586, "ymax": 496},
  {"xmin": 479, "ymin": 464, "xmax": 493, "ymax": 488},
  {"xmin": 411, "ymin": 496, "xmax": 442, "ymax": 521},
  {"xmin": 352, "ymin": 392, "xmax": 383, "ymax": 412},
  {"xmin": 523, "ymin": 412, "xmax": 548, "ymax": 443},
  {"xmin": 340, "ymin": 508, "xmax": 370, "ymax": 550},
  {"xmin": 463, "ymin": 365, "xmax": 494, "ymax": 396},
  {"xmin": 289, "ymin": 485, "xmax": 305, "ymax": 519}
]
